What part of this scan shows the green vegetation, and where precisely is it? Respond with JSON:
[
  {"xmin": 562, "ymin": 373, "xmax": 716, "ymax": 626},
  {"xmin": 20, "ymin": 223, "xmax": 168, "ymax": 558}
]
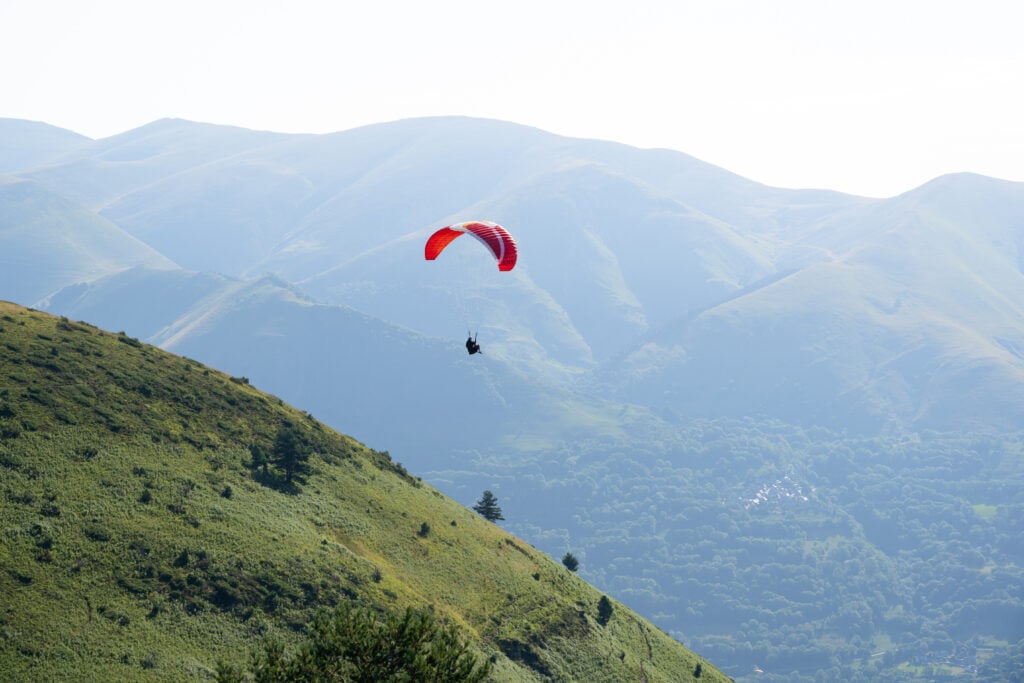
[
  {"xmin": 215, "ymin": 603, "xmax": 491, "ymax": 682},
  {"xmin": 0, "ymin": 302, "xmax": 728, "ymax": 682},
  {"xmin": 443, "ymin": 422, "xmax": 1024, "ymax": 681},
  {"xmin": 597, "ymin": 596, "xmax": 614, "ymax": 627},
  {"xmin": 473, "ymin": 490, "xmax": 504, "ymax": 523}
]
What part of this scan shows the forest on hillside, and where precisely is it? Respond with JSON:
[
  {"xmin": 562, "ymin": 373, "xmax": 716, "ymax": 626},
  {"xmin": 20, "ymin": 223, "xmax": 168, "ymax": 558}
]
[{"xmin": 432, "ymin": 422, "xmax": 1024, "ymax": 681}]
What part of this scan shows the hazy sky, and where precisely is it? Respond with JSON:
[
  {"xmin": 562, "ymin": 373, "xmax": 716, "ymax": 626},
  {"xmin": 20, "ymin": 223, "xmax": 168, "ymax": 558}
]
[{"xmin": 3, "ymin": 0, "xmax": 1022, "ymax": 197}]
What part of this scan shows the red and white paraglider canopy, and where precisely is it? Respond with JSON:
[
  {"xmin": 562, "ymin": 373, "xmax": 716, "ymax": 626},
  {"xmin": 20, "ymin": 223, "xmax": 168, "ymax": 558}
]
[{"xmin": 424, "ymin": 220, "xmax": 517, "ymax": 272}]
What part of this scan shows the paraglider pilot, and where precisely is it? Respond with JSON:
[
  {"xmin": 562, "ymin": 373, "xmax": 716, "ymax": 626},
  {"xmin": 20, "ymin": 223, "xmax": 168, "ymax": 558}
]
[{"xmin": 466, "ymin": 333, "xmax": 481, "ymax": 355}]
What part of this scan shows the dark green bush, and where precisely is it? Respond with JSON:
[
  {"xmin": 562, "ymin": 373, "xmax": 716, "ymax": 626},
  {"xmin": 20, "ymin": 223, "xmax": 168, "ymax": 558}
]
[{"xmin": 216, "ymin": 603, "xmax": 491, "ymax": 683}]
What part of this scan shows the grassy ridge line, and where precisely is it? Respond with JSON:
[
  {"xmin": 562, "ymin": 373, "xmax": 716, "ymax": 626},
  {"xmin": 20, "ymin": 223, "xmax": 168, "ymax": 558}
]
[{"xmin": 0, "ymin": 301, "xmax": 728, "ymax": 681}]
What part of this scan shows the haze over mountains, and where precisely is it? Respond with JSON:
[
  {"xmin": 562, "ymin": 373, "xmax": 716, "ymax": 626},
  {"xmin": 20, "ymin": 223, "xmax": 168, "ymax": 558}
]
[
  {"xmin": 4, "ymin": 115, "xmax": 1023, "ymax": 443},
  {"xmin": 3, "ymin": 116, "xmax": 1023, "ymax": 680}
]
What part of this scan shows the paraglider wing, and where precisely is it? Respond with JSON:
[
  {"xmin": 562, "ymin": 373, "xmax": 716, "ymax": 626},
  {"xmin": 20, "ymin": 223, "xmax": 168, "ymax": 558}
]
[
  {"xmin": 424, "ymin": 227, "xmax": 465, "ymax": 261},
  {"xmin": 424, "ymin": 220, "xmax": 517, "ymax": 271}
]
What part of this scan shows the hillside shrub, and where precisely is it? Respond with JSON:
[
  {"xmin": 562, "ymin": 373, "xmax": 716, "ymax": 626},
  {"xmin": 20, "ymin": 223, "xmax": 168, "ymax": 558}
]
[
  {"xmin": 597, "ymin": 595, "xmax": 614, "ymax": 625},
  {"xmin": 216, "ymin": 603, "xmax": 491, "ymax": 682}
]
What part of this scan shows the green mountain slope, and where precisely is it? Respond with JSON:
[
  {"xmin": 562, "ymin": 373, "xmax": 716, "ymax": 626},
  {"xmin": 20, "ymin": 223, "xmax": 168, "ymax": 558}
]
[{"xmin": 0, "ymin": 301, "xmax": 726, "ymax": 682}]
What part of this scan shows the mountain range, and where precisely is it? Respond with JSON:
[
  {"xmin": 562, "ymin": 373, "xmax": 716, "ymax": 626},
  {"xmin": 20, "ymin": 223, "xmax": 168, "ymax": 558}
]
[{"xmin": 5, "ymin": 116, "xmax": 1023, "ymax": 443}]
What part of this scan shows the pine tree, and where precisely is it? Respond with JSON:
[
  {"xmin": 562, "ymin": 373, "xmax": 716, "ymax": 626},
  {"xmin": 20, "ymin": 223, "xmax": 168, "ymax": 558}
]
[
  {"xmin": 273, "ymin": 420, "xmax": 312, "ymax": 483},
  {"xmin": 472, "ymin": 490, "xmax": 504, "ymax": 522},
  {"xmin": 597, "ymin": 595, "xmax": 614, "ymax": 625},
  {"xmin": 562, "ymin": 552, "xmax": 579, "ymax": 572}
]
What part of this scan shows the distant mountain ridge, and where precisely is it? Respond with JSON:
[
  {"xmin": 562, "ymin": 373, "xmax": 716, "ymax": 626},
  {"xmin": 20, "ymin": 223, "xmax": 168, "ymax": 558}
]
[
  {"xmin": 0, "ymin": 118, "xmax": 90, "ymax": 172},
  {"xmin": 601, "ymin": 172, "xmax": 1024, "ymax": 432},
  {"xmin": 0, "ymin": 175, "xmax": 176, "ymax": 305},
  {"xmin": 4, "ymin": 115, "xmax": 1022, "ymax": 437}
]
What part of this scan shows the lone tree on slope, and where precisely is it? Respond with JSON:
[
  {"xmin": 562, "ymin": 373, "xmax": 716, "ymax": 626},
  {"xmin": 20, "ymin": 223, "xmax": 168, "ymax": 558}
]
[
  {"xmin": 273, "ymin": 420, "xmax": 313, "ymax": 484},
  {"xmin": 562, "ymin": 552, "xmax": 579, "ymax": 572},
  {"xmin": 597, "ymin": 595, "xmax": 614, "ymax": 625},
  {"xmin": 473, "ymin": 490, "xmax": 504, "ymax": 522}
]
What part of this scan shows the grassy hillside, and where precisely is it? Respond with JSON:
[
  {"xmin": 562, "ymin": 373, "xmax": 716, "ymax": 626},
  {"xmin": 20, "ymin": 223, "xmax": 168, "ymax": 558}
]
[{"xmin": 0, "ymin": 301, "xmax": 726, "ymax": 682}]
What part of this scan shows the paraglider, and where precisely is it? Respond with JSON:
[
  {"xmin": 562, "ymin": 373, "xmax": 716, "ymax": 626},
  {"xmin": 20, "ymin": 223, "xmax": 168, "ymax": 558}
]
[
  {"xmin": 425, "ymin": 220, "xmax": 516, "ymax": 356},
  {"xmin": 424, "ymin": 220, "xmax": 517, "ymax": 272},
  {"xmin": 465, "ymin": 332, "xmax": 481, "ymax": 355}
]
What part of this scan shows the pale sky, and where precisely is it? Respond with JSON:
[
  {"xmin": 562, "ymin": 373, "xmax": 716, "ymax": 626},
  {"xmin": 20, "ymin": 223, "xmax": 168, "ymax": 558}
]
[{"xmin": 2, "ymin": 0, "xmax": 1022, "ymax": 197}]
